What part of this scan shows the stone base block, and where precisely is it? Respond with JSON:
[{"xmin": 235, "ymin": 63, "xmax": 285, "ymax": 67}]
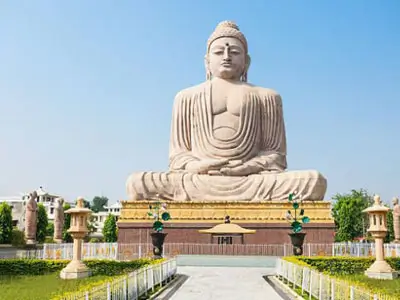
[
  {"xmin": 60, "ymin": 268, "xmax": 90, "ymax": 279},
  {"xmin": 365, "ymin": 271, "xmax": 398, "ymax": 280},
  {"xmin": 26, "ymin": 239, "xmax": 37, "ymax": 245},
  {"xmin": 60, "ymin": 261, "xmax": 90, "ymax": 280},
  {"xmin": 118, "ymin": 200, "xmax": 335, "ymax": 245}
]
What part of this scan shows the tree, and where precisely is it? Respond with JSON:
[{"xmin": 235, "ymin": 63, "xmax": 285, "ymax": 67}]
[
  {"xmin": 0, "ymin": 203, "xmax": 13, "ymax": 244},
  {"xmin": 46, "ymin": 222, "xmax": 54, "ymax": 237},
  {"xmin": 385, "ymin": 208, "xmax": 395, "ymax": 243},
  {"xmin": 62, "ymin": 203, "xmax": 73, "ymax": 243},
  {"xmin": 103, "ymin": 214, "xmax": 117, "ymax": 242},
  {"xmin": 91, "ymin": 196, "xmax": 109, "ymax": 213},
  {"xmin": 332, "ymin": 189, "xmax": 374, "ymax": 242},
  {"xmin": 36, "ymin": 203, "xmax": 48, "ymax": 243}
]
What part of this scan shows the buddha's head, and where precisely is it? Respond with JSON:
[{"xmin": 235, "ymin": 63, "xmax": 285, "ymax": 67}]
[
  {"xmin": 205, "ymin": 21, "xmax": 251, "ymax": 82},
  {"xmin": 393, "ymin": 197, "xmax": 399, "ymax": 205}
]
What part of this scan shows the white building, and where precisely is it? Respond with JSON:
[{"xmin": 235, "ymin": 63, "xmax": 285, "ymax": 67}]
[
  {"xmin": 0, "ymin": 196, "xmax": 25, "ymax": 230},
  {"xmin": 91, "ymin": 201, "xmax": 122, "ymax": 236},
  {"xmin": 0, "ymin": 187, "xmax": 73, "ymax": 230},
  {"xmin": 21, "ymin": 186, "xmax": 62, "ymax": 221}
]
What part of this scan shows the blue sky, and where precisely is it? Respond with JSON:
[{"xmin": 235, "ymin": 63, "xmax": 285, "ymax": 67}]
[{"xmin": 1, "ymin": 1, "xmax": 399, "ymax": 204}]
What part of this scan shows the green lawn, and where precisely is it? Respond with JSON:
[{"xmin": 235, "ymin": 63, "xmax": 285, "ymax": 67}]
[
  {"xmin": 0, "ymin": 273, "xmax": 112, "ymax": 300},
  {"xmin": 336, "ymin": 274, "xmax": 400, "ymax": 298}
]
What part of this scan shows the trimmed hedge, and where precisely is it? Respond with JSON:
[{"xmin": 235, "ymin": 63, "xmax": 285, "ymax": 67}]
[
  {"xmin": 0, "ymin": 258, "xmax": 160, "ymax": 276},
  {"xmin": 285, "ymin": 256, "xmax": 400, "ymax": 275},
  {"xmin": 283, "ymin": 256, "xmax": 400, "ymax": 299}
]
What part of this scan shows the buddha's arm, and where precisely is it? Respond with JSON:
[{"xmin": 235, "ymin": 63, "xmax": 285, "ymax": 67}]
[
  {"xmin": 245, "ymin": 92, "xmax": 287, "ymax": 172},
  {"xmin": 168, "ymin": 92, "xmax": 199, "ymax": 171}
]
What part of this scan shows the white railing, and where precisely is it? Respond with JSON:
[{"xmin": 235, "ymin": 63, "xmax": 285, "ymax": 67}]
[
  {"xmin": 43, "ymin": 242, "xmax": 120, "ymax": 260},
  {"xmin": 276, "ymin": 258, "xmax": 396, "ymax": 300},
  {"xmin": 5, "ymin": 242, "xmax": 400, "ymax": 260},
  {"xmin": 333, "ymin": 242, "xmax": 400, "ymax": 257},
  {"xmin": 57, "ymin": 258, "xmax": 177, "ymax": 300}
]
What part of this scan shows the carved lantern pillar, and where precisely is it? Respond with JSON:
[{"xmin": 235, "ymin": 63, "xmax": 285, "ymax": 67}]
[
  {"xmin": 60, "ymin": 197, "xmax": 92, "ymax": 279},
  {"xmin": 363, "ymin": 195, "xmax": 398, "ymax": 280}
]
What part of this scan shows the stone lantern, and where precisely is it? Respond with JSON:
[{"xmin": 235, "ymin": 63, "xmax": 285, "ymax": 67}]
[
  {"xmin": 363, "ymin": 195, "xmax": 398, "ymax": 279},
  {"xmin": 60, "ymin": 197, "xmax": 92, "ymax": 279}
]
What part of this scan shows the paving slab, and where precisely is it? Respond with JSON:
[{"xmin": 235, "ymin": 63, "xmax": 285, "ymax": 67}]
[{"xmin": 170, "ymin": 266, "xmax": 284, "ymax": 300}]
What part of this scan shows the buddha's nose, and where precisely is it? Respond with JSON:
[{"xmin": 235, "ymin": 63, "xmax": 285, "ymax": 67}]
[{"xmin": 223, "ymin": 49, "xmax": 231, "ymax": 60}]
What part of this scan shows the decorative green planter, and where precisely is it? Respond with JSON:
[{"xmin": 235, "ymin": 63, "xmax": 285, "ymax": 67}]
[
  {"xmin": 286, "ymin": 192, "xmax": 310, "ymax": 256},
  {"xmin": 289, "ymin": 232, "xmax": 306, "ymax": 256},
  {"xmin": 150, "ymin": 232, "xmax": 167, "ymax": 259}
]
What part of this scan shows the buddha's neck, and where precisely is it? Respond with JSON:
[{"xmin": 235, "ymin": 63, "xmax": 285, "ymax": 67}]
[{"xmin": 211, "ymin": 77, "xmax": 241, "ymax": 84}]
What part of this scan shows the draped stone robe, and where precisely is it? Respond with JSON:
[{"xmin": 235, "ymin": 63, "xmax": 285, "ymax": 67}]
[{"xmin": 126, "ymin": 81, "xmax": 327, "ymax": 201}]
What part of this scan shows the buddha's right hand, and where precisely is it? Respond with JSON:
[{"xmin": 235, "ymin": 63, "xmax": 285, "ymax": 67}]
[{"xmin": 186, "ymin": 159, "xmax": 229, "ymax": 174}]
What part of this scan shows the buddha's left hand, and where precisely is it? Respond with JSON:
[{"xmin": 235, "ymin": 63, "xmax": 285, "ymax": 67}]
[{"xmin": 219, "ymin": 163, "xmax": 261, "ymax": 176}]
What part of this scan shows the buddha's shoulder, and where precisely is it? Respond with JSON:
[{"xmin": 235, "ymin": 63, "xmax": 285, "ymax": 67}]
[
  {"xmin": 174, "ymin": 82, "xmax": 207, "ymax": 100},
  {"xmin": 245, "ymin": 83, "xmax": 281, "ymax": 98}
]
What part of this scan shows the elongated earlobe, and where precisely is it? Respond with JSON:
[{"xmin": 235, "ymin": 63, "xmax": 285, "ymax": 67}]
[{"xmin": 204, "ymin": 55, "xmax": 212, "ymax": 80}]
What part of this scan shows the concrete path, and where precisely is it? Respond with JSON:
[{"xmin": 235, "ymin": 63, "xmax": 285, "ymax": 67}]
[{"xmin": 170, "ymin": 266, "xmax": 284, "ymax": 300}]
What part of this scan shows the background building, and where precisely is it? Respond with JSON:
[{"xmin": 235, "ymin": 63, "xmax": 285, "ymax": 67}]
[
  {"xmin": 0, "ymin": 186, "xmax": 73, "ymax": 230},
  {"xmin": 91, "ymin": 201, "xmax": 121, "ymax": 236}
]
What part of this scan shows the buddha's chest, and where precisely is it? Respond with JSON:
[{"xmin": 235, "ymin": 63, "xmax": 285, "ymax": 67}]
[{"xmin": 210, "ymin": 88, "xmax": 244, "ymax": 116}]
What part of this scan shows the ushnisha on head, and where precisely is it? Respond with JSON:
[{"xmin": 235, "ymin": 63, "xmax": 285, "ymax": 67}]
[{"xmin": 205, "ymin": 20, "xmax": 251, "ymax": 82}]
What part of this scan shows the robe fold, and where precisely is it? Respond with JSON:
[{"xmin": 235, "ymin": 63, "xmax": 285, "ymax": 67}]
[{"xmin": 126, "ymin": 81, "xmax": 327, "ymax": 201}]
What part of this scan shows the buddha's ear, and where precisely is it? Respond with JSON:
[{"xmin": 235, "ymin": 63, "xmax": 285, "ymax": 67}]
[
  {"xmin": 245, "ymin": 54, "xmax": 251, "ymax": 72},
  {"xmin": 204, "ymin": 54, "xmax": 211, "ymax": 80}
]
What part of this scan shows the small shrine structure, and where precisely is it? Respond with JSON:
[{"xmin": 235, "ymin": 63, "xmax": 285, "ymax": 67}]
[{"xmin": 199, "ymin": 216, "xmax": 256, "ymax": 244}]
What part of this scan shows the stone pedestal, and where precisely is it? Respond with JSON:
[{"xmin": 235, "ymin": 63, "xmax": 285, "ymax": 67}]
[
  {"xmin": 54, "ymin": 238, "xmax": 63, "ymax": 244},
  {"xmin": 60, "ymin": 237, "xmax": 90, "ymax": 279},
  {"xmin": 365, "ymin": 234, "xmax": 398, "ymax": 279},
  {"xmin": 26, "ymin": 239, "xmax": 37, "ymax": 246},
  {"xmin": 118, "ymin": 200, "xmax": 334, "ymax": 245},
  {"xmin": 363, "ymin": 196, "xmax": 399, "ymax": 280},
  {"xmin": 59, "ymin": 197, "xmax": 92, "ymax": 280}
]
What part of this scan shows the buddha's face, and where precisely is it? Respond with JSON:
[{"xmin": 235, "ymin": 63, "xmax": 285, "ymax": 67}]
[{"xmin": 207, "ymin": 37, "xmax": 247, "ymax": 80}]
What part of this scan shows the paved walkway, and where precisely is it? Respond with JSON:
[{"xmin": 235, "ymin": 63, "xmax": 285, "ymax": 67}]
[{"xmin": 170, "ymin": 266, "xmax": 284, "ymax": 300}]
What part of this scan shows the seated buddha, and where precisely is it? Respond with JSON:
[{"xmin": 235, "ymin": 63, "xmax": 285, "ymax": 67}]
[{"xmin": 126, "ymin": 21, "xmax": 327, "ymax": 201}]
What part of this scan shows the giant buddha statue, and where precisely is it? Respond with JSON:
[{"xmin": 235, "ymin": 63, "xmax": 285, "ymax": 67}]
[{"xmin": 127, "ymin": 21, "xmax": 327, "ymax": 201}]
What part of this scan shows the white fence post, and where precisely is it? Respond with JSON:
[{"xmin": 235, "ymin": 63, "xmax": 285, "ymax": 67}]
[
  {"xmin": 43, "ymin": 243, "xmax": 47, "ymax": 259},
  {"xmin": 85, "ymin": 291, "xmax": 89, "ymax": 300},
  {"xmin": 107, "ymin": 282, "xmax": 111, "ymax": 300},
  {"xmin": 318, "ymin": 274, "xmax": 323, "ymax": 299},
  {"xmin": 350, "ymin": 286, "xmax": 354, "ymax": 300},
  {"xmin": 331, "ymin": 279, "xmax": 335, "ymax": 300},
  {"xmin": 123, "ymin": 277, "xmax": 127, "ymax": 300}
]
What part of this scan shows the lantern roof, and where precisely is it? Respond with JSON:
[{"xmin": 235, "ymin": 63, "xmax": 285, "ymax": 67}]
[
  {"xmin": 363, "ymin": 195, "xmax": 390, "ymax": 213},
  {"xmin": 65, "ymin": 197, "xmax": 92, "ymax": 215}
]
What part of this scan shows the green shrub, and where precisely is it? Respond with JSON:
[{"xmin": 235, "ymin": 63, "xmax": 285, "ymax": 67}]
[
  {"xmin": 284, "ymin": 256, "xmax": 400, "ymax": 299},
  {"xmin": 284, "ymin": 256, "xmax": 400, "ymax": 275},
  {"xmin": 36, "ymin": 204, "xmax": 48, "ymax": 243},
  {"xmin": 89, "ymin": 237, "xmax": 104, "ymax": 243},
  {"xmin": 44, "ymin": 237, "xmax": 55, "ymax": 244},
  {"xmin": 11, "ymin": 229, "xmax": 26, "ymax": 247},
  {"xmin": 46, "ymin": 223, "xmax": 54, "ymax": 237},
  {"xmin": 0, "ymin": 203, "xmax": 13, "ymax": 244},
  {"xmin": 103, "ymin": 214, "xmax": 117, "ymax": 242},
  {"xmin": 0, "ymin": 258, "xmax": 161, "ymax": 276}
]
